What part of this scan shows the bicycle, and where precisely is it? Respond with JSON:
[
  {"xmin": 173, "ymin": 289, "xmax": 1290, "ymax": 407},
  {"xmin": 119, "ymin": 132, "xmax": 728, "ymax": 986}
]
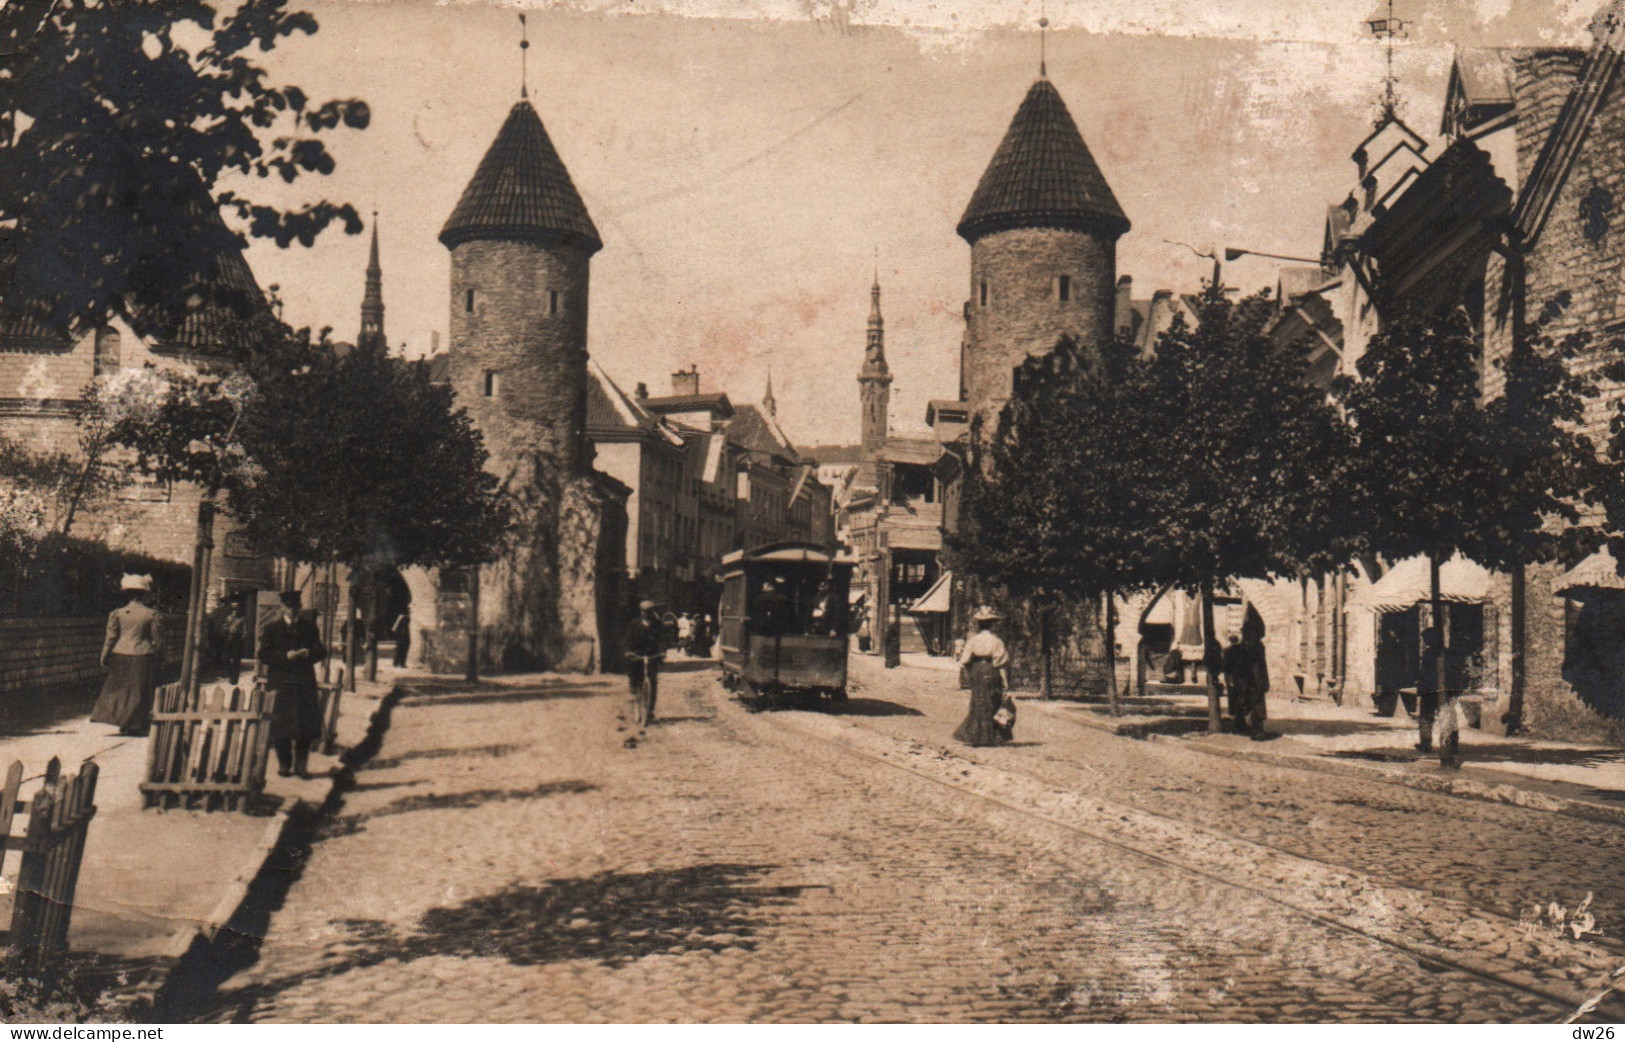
[{"xmin": 627, "ymin": 653, "xmax": 660, "ymax": 728}]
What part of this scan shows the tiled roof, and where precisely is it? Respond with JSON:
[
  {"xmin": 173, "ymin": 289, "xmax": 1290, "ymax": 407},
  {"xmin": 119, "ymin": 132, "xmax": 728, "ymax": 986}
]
[
  {"xmin": 586, "ymin": 360, "xmax": 681, "ymax": 445},
  {"xmin": 958, "ymin": 78, "xmax": 1129, "ymax": 244},
  {"xmin": 3, "ymin": 189, "xmax": 266, "ymax": 354},
  {"xmin": 439, "ymin": 100, "xmax": 602, "ymax": 254},
  {"xmin": 876, "ymin": 437, "xmax": 942, "ymax": 467},
  {"xmin": 426, "ymin": 353, "xmax": 450, "ymax": 384},
  {"xmin": 642, "ymin": 392, "xmax": 734, "ymax": 417},
  {"xmin": 727, "ymin": 405, "xmax": 799, "ymax": 465}
]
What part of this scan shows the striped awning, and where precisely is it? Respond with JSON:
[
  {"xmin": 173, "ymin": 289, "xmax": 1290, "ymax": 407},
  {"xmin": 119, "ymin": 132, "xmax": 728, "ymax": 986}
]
[
  {"xmin": 1556, "ymin": 547, "xmax": 1625, "ymax": 595},
  {"xmin": 1349, "ymin": 554, "xmax": 1493, "ymax": 613},
  {"xmin": 908, "ymin": 570, "xmax": 952, "ymax": 614}
]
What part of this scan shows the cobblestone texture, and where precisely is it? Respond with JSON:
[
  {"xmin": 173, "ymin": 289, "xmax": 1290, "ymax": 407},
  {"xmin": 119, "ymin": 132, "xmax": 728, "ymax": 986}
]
[{"xmin": 200, "ymin": 660, "xmax": 1624, "ymax": 1023}]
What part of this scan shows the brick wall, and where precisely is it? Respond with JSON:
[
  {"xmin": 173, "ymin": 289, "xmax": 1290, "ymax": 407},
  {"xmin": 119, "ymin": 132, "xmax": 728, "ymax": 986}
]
[
  {"xmin": 0, "ymin": 614, "xmax": 183, "ymax": 701},
  {"xmin": 1481, "ymin": 50, "xmax": 1625, "ymax": 740}
]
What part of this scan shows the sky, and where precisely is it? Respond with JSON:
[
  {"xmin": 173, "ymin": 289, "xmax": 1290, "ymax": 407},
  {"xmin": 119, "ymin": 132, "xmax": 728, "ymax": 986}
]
[{"xmin": 234, "ymin": 0, "xmax": 1607, "ymax": 447}]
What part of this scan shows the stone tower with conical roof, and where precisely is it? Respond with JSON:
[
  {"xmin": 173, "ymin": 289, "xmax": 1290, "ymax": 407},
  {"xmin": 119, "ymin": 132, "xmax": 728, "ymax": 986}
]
[
  {"xmin": 958, "ymin": 76, "xmax": 1130, "ymax": 430},
  {"xmin": 433, "ymin": 96, "xmax": 619, "ymax": 674},
  {"xmin": 441, "ymin": 98, "xmax": 602, "ymax": 476},
  {"xmin": 358, "ymin": 215, "xmax": 385, "ymax": 352},
  {"xmin": 858, "ymin": 275, "xmax": 892, "ymax": 458}
]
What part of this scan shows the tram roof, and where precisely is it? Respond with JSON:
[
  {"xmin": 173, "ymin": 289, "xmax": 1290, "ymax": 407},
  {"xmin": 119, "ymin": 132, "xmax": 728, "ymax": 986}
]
[{"xmin": 720, "ymin": 541, "xmax": 855, "ymax": 569}]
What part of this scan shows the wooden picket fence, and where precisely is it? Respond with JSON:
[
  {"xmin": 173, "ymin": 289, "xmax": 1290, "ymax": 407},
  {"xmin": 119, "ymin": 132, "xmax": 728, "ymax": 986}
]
[
  {"xmin": 0, "ymin": 757, "xmax": 100, "ymax": 971},
  {"xmin": 141, "ymin": 682, "xmax": 276, "ymax": 812}
]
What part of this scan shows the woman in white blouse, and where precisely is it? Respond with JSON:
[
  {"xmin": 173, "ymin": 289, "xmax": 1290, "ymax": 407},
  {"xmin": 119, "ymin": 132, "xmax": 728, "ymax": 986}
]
[{"xmin": 954, "ymin": 606, "xmax": 1012, "ymax": 746}]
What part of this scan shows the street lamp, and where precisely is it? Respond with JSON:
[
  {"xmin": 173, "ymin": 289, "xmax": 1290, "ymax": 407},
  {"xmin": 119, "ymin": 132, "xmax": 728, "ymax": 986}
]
[{"xmin": 1223, "ymin": 247, "xmax": 1325, "ymax": 265}]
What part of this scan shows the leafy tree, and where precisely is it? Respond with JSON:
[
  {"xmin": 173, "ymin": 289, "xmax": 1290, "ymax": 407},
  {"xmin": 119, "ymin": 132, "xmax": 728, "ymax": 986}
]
[
  {"xmin": 230, "ymin": 336, "xmax": 511, "ymax": 575},
  {"xmin": 1478, "ymin": 294, "xmax": 1611, "ymax": 734},
  {"xmin": 1136, "ymin": 285, "xmax": 1357, "ymax": 731},
  {"xmin": 1334, "ymin": 306, "xmax": 1503, "ymax": 750},
  {"xmin": 952, "ymin": 334, "xmax": 1159, "ymax": 707},
  {"xmin": 0, "ymin": 0, "xmax": 368, "ymax": 335}
]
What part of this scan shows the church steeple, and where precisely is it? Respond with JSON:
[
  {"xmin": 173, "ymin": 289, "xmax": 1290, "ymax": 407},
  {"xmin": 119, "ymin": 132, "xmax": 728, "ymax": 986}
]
[
  {"xmin": 763, "ymin": 370, "xmax": 777, "ymax": 419},
  {"xmin": 858, "ymin": 274, "xmax": 893, "ymax": 459},
  {"xmin": 358, "ymin": 213, "xmax": 385, "ymax": 351}
]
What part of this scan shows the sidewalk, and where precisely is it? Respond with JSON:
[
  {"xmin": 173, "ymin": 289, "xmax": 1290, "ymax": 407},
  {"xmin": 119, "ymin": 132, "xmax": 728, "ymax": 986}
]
[
  {"xmin": 1024, "ymin": 684, "xmax": 1625, "ymax": 825},
  {"xmin": 0, "ymin": 668, "xmax": 393, "ymax": 1003}
]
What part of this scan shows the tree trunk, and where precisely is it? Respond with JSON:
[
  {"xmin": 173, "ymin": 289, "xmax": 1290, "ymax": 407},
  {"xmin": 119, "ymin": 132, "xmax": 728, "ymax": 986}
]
[
  {"xmin": 1040, "ymin": 606, "xmax": 1053, "ymax": 699},
  {"xmin": 321, "ymin": 560, "xmax": 337, "ymax": 685},
  {"xmin": 180, "ymin": 493, "xmax": 217, "ymax": 698},
  {"xmin": 1431, "ymin": 555, "xmax": 1447, "ymax": 699},
  {"xmin": 1105, "ymin": 589, "xmax": 1120, "ymax": 717},
  {"xmin": 1506, "ymin": 557, "xmax": 1525, "ymax": 735},
  {"xmin": 1201, "ymin": 582, "xmax": 1221, "ymax": 734}
]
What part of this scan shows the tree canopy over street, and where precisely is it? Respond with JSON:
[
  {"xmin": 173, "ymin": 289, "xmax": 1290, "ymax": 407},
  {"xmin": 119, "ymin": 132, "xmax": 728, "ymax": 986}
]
[{"xmin": 0, "ymin": 0, "xmax": 368, "ymax": 336}]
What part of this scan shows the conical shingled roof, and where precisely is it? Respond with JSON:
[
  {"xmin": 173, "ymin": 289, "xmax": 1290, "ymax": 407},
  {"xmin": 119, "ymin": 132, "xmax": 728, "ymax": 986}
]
[
  {"xmin": 958, "ymin": 78, "xmax": 1129, "ymax": 244},
  {"xmin": 439, "ymin": 100, "xmax": 602, "ymax": 253}
]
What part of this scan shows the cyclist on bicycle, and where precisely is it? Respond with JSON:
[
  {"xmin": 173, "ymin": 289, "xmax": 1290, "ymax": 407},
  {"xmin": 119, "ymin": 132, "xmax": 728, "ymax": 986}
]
[{"xmin": 625, "ymin": 599, "xmax": 665, "ymax": 720}]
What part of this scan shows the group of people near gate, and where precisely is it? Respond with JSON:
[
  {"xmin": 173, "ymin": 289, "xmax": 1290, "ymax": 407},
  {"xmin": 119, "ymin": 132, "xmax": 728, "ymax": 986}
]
[
  {"xmin": 948, "ymin": 607, "xmax": 1275, "ymax": 749},
  {"xmin": 91, "ymin": 576, "xmax": 362, "ymax": 781}
]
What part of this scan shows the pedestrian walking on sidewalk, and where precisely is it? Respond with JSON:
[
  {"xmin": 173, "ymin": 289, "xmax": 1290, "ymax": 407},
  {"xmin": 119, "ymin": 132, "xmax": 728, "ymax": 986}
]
[
  {"xmin": 954, "ymin": 606, "xmax": 1013, "ymax": 747},
  {"xmin": 92, "ymin": 573, "xmax": 161, "ymax": 736},
  {"xmin": 1240, "ymin": 627, "xmax": 1271, "ymax": 739},
  {"xmin": 391, "ymin": 608, "xmax": 411, "ymax": 668},
  {"xmin": 1222, "ymin": 633, "xmax": 1250, "ymax": 733},
  {"xmin": 261, "ymin": 589, "xmax": 327, "ymax": 778}
]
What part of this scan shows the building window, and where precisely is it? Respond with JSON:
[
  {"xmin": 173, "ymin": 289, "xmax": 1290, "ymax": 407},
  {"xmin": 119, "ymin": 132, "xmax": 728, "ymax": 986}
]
[
  {"xmin": 549, "ymin": 290, "xmax": 560, "ymax": 315},
  {"xmin": 483, "ymin": 370, "xmax": 500, "ymax": 397},
  {"xmin": 465, "ymin": 288, "xmax": 476, "ymax": 313},
  {"xmin": 979, "ymin": 280, "xmax": 988, "ymax": 307},
  {"xmin": 1055, "ymin": 275, "xmax": 1071, "ymax": 302}
]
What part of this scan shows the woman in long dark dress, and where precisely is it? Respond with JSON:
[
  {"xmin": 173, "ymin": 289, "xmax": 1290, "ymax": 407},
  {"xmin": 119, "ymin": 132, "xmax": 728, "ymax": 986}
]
[
  {"xmin": 954, "ymin": 606, "xmax": 1011, "ymax": 747},
  {"xmin": 92, "ymin": 574, "xmax": 162, "ymax": 736}
]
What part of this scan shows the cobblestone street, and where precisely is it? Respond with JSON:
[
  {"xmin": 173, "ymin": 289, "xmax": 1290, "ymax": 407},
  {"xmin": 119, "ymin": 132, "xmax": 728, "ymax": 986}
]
[{"xmin": 196, "ymin": 658, "xmax": 1625, "ymax": 1023}]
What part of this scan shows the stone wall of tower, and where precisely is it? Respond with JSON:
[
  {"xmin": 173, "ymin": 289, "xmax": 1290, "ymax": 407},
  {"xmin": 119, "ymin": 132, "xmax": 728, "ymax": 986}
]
[
  {"xmin": 447, "ymin": 238, "xmax": 591, "ymax": 474},
  {"xmin": 964, "ymin": 226, "xmax": 1117, "ymax": 428},
  {"xmin": 436, "ymin": 236, "xmax": 606, "ymax": 673}
]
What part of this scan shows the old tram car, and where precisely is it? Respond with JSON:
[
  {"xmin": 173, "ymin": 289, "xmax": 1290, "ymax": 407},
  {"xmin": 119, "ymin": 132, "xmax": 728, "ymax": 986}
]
[{"xmin": 718, "ymin": 542, "xmax": 855, "ymax": 703}]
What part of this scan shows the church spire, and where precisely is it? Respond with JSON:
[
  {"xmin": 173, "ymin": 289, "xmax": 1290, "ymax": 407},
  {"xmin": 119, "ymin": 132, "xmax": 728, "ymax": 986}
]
[
  {"xmin": 358, "ymin": 212, "xmax": 385, "ymax": 351},
  {"xmin": 858, "ymin": 274, "xmax": 893, "ymax": 459},
  {"xmin": 764, "ymin": 370, "xmax": 777, "ymax": 418}
]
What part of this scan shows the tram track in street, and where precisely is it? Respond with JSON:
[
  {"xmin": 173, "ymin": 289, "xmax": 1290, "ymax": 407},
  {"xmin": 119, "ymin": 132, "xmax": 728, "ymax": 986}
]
[{"xmin": 733, "ymin": 693, "xmax": 1624, "ymax": 1024}]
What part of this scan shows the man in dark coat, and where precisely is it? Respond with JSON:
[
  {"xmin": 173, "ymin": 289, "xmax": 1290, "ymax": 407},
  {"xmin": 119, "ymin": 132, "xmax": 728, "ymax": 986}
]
[
  {"xmin": 625, "ymin": 600, "xmax": 665, "ymax": 717},
  {"xmin": 1221, "ymin": 633, "xmax": 1251, "ymax": 734},
  {"xmin": 260, "ymin": 589, "xmax": 327, "ymax": 778}
]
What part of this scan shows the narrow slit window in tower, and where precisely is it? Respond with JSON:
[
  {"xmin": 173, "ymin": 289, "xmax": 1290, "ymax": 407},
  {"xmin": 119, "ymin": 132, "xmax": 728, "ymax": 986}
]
[
  {"xmin": 483, "ymin": 370, "xmax": 500, "ymax": 398},
  {"xmin": 549, "ymin": 290, "xmax": 560, "ymax": 315},
  {"xmin": 1056, "ymin": 275, "xmax": 1072, "ymax": 303},
  {"xmin": 979, "ymin": 280, "xmax": 988, "ymax": 307},
  {"xmin": 465, "ymin": 288, "xmax": 476, "ymax": 313}
]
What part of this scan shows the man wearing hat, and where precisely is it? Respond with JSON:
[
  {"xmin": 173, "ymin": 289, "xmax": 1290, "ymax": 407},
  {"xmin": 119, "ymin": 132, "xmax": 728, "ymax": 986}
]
[
  {"xmin": 624, "ymin": 600, "xmax": 665, "ymax": 720},
  {"xmin": 93, "ymin": 574, "xmax": 161, "ymax": 735},
  {"xmin": 259, "ymin": 588, "xmax": 327, "ymax": 778}
]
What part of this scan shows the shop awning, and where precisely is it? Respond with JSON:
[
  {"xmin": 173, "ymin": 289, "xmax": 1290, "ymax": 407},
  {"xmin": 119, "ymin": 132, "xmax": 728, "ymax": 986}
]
[
  {"xmin": 1555, "ymin": 547, "xmax": 1625, "ymax": 595},
  {"xmin": 1349, "ymin": 554, "xmax": 1493, "ymax": 613},
  {"xmin": 908, "ymin": 570, "xmax": 952, "ymax": 614}
]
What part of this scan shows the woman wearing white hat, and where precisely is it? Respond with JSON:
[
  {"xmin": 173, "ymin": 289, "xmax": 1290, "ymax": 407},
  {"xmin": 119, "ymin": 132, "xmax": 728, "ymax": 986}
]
[
  {"xmin": 92, "ymin": 574, "xmax": 161, "ymax": 735},
  {"xmin": 954, "ymin": 605, "xmax": 1012, "ymax": 746}
]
